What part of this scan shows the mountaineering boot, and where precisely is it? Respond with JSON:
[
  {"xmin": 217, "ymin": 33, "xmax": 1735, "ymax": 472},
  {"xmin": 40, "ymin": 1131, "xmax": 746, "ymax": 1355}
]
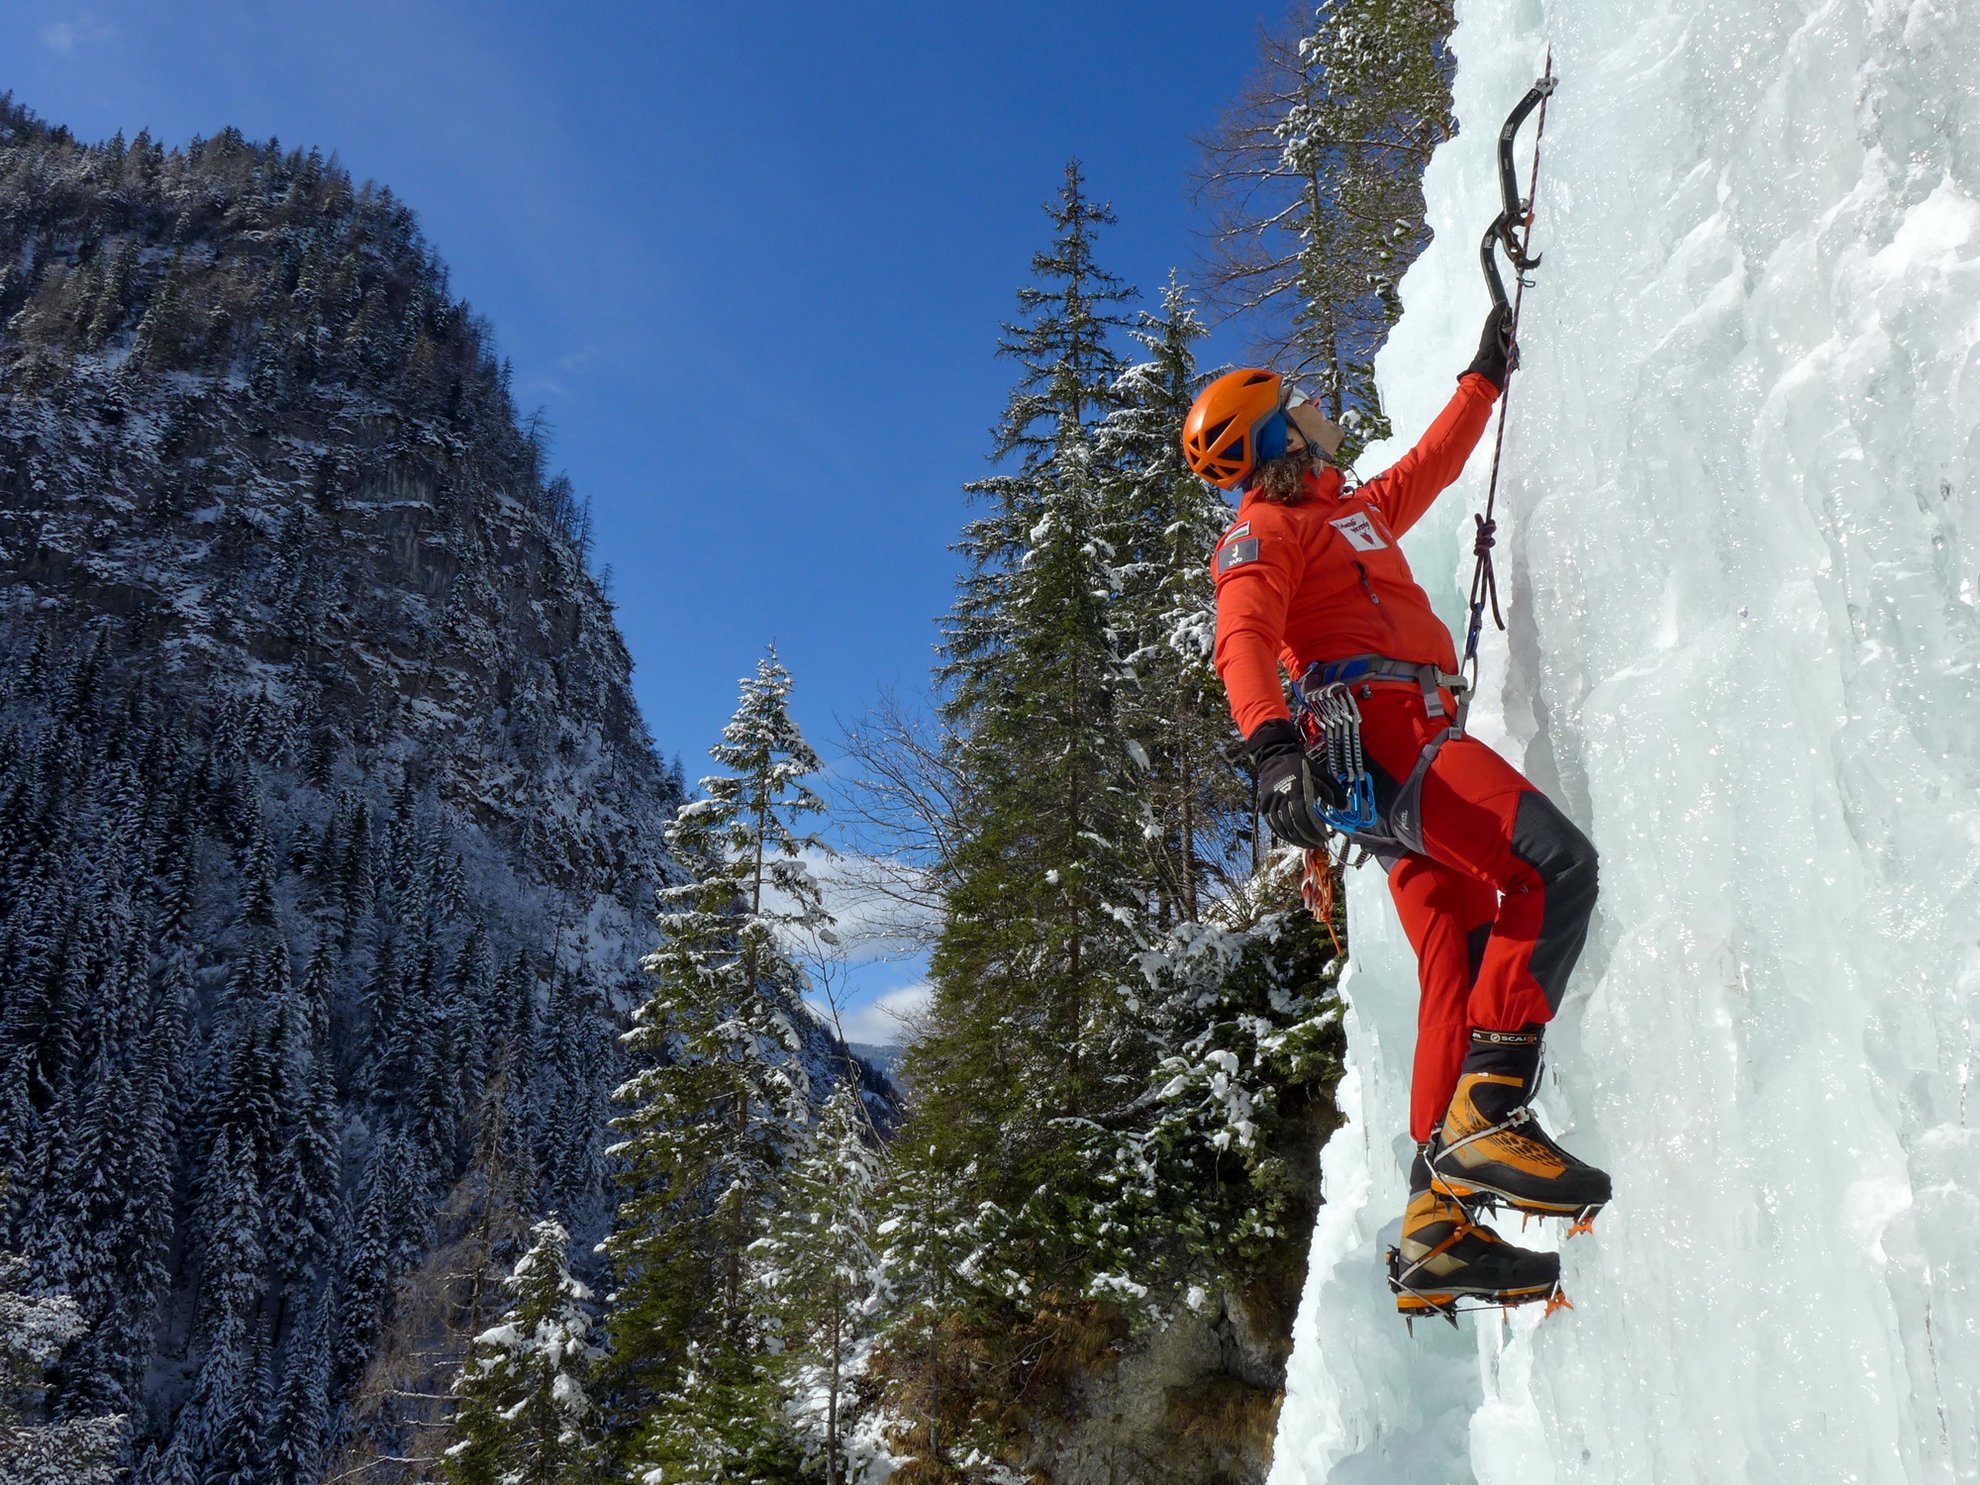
[
  {"xmin": 1430, "ymin": 1027, "xmax": 1611, "ymax": 1218},
  {"xmin": 1389, "ymin": 1151, "xmax": 1560, "ymax": 1319}
]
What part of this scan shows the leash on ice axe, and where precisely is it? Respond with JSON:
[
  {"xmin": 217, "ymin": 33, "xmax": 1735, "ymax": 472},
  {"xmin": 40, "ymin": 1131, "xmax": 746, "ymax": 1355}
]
[{"xmin": 1463, "ymin": 55, "xmax": 1557, "ymax": 693}]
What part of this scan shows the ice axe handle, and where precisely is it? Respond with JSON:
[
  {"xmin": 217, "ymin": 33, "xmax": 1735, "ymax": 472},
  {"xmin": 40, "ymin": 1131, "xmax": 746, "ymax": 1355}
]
[{"xmin": 1495, "ymin": 76, "xmax": 1557, "ymax": 270}]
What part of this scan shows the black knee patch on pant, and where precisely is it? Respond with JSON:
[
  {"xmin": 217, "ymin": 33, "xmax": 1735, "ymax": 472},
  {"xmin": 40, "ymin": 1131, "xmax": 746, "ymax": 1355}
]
[{"xmin": 1510, "ymin": 791, "xmax": 1598, "ymax": 1011}]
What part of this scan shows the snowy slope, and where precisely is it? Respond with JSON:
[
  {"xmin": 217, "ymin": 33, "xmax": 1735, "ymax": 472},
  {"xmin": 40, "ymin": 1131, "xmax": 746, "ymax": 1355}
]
[{"xmin": 1270, "ymin": 3, "xmax": 1980, "ymax": 1481}]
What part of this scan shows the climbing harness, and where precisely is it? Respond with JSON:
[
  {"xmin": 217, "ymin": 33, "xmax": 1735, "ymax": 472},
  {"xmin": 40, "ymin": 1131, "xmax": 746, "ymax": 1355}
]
[
  {"xmin": 1293, "ymin": 656, "xmax": 1470, "ymax": 852},
  {"xmin": 1294, "ymin": 654, "xmax": 1471, "ymax": 945},
  {"xmin": 1463, "ymin": 56, "xmax": 1558, "ymax": 694}
]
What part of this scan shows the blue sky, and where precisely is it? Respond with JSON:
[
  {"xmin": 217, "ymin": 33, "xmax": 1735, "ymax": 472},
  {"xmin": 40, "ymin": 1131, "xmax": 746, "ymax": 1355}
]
[{"xmin": 14, "ymin": 0, "xmax": 1295, "ymax": 1035}]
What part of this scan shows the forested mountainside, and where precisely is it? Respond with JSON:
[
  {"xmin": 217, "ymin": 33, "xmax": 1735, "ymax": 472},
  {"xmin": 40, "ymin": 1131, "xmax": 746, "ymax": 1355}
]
[{"xmin": 0, "ymin": 97, "xmax": 865, "ymax": 1480}]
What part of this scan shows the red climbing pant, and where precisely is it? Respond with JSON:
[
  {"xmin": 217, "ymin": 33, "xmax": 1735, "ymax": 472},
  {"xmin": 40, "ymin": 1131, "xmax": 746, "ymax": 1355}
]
[{"xmin": 1356, "ymin": 685, "xmax": 1599, "ymax": 1143}]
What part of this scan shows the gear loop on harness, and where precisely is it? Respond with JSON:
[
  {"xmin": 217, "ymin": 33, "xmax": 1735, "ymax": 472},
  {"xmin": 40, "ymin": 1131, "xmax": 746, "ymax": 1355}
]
[{"xmin": 1294, "ymin": 656, "xmax": 1470, "ymax": 856}]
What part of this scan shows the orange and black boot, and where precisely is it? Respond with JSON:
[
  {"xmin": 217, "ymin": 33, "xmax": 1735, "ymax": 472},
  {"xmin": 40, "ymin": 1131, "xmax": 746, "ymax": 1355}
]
[
  {"xmin": 1389, "ymin": 1151, "xmax": 1560, "ymax": 1321},
  {"xmin": 1430, "ymin": 1027, "xmax": 1610, "ymax": 1220}
]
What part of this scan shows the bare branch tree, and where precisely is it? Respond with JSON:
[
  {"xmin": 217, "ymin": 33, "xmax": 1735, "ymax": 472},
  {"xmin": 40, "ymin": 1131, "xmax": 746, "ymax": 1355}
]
[{"xmin": 826, "ymin": 687, "xmax": 964, "ymax": 954}]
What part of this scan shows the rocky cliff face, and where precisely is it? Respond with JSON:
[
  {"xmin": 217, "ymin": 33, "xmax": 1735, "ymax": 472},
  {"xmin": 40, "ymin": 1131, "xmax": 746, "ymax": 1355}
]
[{"xmin": 0, "ymin": 99, "xmax": 860, "ymax": 1481}]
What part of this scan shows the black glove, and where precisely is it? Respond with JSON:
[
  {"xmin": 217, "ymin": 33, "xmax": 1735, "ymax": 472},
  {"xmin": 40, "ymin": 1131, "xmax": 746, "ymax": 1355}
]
[
  {"xmin": 1248, "ymin": 718, "xmax": 1342, "ymax": 851},
  {"xmin": 1464, "ymin": 303, "xmax": 1519, "ymax": 391}
]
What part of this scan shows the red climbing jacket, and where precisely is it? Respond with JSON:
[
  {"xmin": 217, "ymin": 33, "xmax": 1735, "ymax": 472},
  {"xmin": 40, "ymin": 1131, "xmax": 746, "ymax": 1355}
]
[{"xmin": 1209, "ymin": 372, "xmax": 1500, "ymax": 738}]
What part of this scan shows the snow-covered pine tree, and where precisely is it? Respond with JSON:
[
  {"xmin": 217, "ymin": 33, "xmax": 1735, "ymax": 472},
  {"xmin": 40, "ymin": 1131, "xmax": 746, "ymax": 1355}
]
[
  {"xmin": 908, "ymin": 157, "xmax": 1147, "ymax": 1315},
  {"xmin": 1092, "ymin": 869, "xmax": 1348, "ymax": 1290},
  {"xmin": 532, "ymin": 970, "xmax": 612, "ymax": 1226},
  {"xmin": 753, "ymin": 1080, "xmax": 882, "ymax": 1485},
  {"xmin": 266, "ymin": 1298, "xmax": 333, "ymax": 1485},
  {"xmin": 331, "ymin": 1132, "xmax": 414, "ymax": 1400},
  {"xmin": 623, "ymin": 1344, "xmax": 803, "ymax": 1485},
  {"xmin": 267, "ymin": 1048, "xmax": 340, "ymax": 1303},
  {"xmin": 193, "ymin": 1122, "xmax": 267, "ymax": 1367},
  {"xmin": 942, "ymin": 159, "xmax": 1136, "ymax": 728},
  {"xmin": 0, "ymin": 1245, "xmax": 124, "ymax": 1482},
  {"xmin": 865, "ymin": 1137, "xmax": 978, "ymax": 1473},
  {"xmin": 601, "ymin": 648, "xmax": 828, "ymax": 1471},
  {"xmin": 443, "ymin": 1216, "xmax": 600, "ymax": 1485}
]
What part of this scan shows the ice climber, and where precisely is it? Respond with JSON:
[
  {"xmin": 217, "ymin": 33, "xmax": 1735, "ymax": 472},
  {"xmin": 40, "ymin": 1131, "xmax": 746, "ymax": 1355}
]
[{"xmin": 1184, "ymin": 307, "xmax": 1610, "ymax": 1318}]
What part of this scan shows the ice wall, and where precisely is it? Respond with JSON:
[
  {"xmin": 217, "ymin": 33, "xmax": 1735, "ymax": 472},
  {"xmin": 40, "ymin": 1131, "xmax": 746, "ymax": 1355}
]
[{"xmin": 1269, "ymin": 3, "xmax": 1980, "ymax": 1481}]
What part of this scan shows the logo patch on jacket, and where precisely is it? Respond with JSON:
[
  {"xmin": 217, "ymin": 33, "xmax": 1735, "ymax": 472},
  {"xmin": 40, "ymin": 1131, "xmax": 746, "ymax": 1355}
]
[
  {"xmin": 1329, "ymin": 511, "xmax": 1388, "ymax": 552},
  {"xmin": 1215, "ymin": 537, "xmax": 1260, "ymax": 573}
]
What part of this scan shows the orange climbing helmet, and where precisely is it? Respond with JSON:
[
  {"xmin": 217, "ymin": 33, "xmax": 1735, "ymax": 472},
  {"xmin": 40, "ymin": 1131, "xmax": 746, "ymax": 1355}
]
[{"xmin": 1182, "ymin": 368, "xmax": 1290, "ymax": 490}]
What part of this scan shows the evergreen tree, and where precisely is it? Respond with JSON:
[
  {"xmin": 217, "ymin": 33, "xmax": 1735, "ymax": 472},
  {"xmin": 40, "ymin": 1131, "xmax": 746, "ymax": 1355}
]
[
  {"xmin": 82, "ymin": 237, "xmax": 139, "ymax": 350},
  {"xmin": 266, "ymin": 1299, "xmax": 332, "ymax": 1485},
  {"xmin": 132, "ymin": 249, "xmax": 192, "ymax": 370},
  {"xmin": 332, "ymin": 1134, "xmax": 412, "ymax": 1398},
  {"xmin": 1098, "ymin": 275, "xmax": 1254, "ymax": 926},
  {"xmin": 192, "ymin": 1125, "xmax": 266, "ymax": 1393},
  {"xmin": 624, "ymin": 1353, "xmax": 804, "ymax": 1485},
  {"xmin": 531, "ymin": 970, "xmax": 612, "ymax": 1224},
  {"xmin": 1097, "ymin": 877, "xmax": 1347, "ymax": 1288},
  {"xmin": 443, "ymin": 1217, "xmax": 600, "ymax": 1485},
  {"xmin": 943, "ymin": 159, "xmax": 1135, "ymax": 725},
  {"xmin": 0, "ymin": 1243, "xmax": 125, "ymax": 1483},
  {"xmin": 78, "ymin": 992, "xmax": 184, "ymax": 1414},
  {"xmin": 267, "ymin": 1051, "xmax": 340, "ymax": 1296},
  {"xmin": 867, "ymin": 1137, "xmax": 978, "ymax": 1474},
  {"xmin": 753, "ymin": 1081, "xmax": 882, "ymax": 1485},
  {"xmin": 600, "ymin": 649, "xmax": 828, "ymax": 1466},
  {"xmin": 53, "ymin": 1058, "xmax": 144, "ymax": 1416},
  {"xmin": 911, "ymin": 156, "xmax": 1147, "ymax": 1305},
  {"xmin": 201, "ymin": 1324, "xmax": 270, "ymax": 1485}
]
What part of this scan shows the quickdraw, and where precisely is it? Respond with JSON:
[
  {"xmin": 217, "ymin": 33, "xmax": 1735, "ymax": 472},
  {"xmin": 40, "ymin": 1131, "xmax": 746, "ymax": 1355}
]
[
  {"xmin": 1295, "ymin": 680, "xmax": 1377, "ymax": 957},
  {"xmin": 1463, "ymin": 57, "xmax": 1558, "ymax": 692},
  {"xmin": 1297, "ymin": 682, "xmax": 1379, "ymax": 837}
]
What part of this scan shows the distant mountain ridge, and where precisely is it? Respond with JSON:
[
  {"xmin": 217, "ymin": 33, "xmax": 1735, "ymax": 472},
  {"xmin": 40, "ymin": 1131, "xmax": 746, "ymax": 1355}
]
[
  {"xmin": 0, "ymin": 97, "xmax": 861, "ymax": 1481},
  {"xmin": 849, "ymin": 1041, "xmax": 905, "ymax": 1080}
]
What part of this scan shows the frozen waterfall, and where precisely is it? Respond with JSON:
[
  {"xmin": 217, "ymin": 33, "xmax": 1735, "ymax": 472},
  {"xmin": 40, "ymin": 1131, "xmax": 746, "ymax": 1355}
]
[{"xmin": 1268, "ymin": 2, "xmax": 1980, "ymax": 1481}]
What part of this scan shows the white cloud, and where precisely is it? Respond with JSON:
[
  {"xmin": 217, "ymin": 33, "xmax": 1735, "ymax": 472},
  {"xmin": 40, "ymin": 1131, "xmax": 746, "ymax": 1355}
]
[
  {"xmin": 40, "ymin": 13, "xmax": 115, "ymax": 52},
  {"xmin": 811, "ymin": 981, "xmax": 932, "ymax": 1047},
  {"xmin": 762, "ymin": 844, "xmax": 941, "ymax": 962}
]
